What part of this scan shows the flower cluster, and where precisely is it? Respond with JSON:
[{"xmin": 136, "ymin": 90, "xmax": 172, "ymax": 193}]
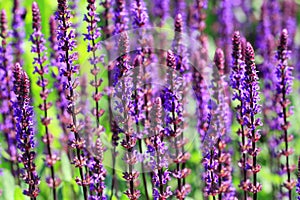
[
  {"xmin": 202, "ymin": 48, "xmax": 235, "ymax": 199},
  {"xmin": 30, "ymin": 3, "xmax": 60, "ymax": 198},
  {"xmin": 147, "ymin": 97, "xmax": 172, "ymax": 200},
  {"xmin": 0, "ymin": 9, "xmax": 19, "ymax": 181},
  {"xmin": 56, "ymin": 0, "xmax": 88, "ymax": 199},
  {"xmin": 242, "ymin": 42, "xmax": 262, "ymax": 198},
  {"xmin": 11, "ymin": 0, "xmax": 26, "ymax": 64},
  {"xmin": 13, "ymin": 63, "xmax": 40, "ymax": 199},
  {"xmin": 274, "ymin": 29, "xmax": 296, "ymax": 199},
  {"xmin": 113, "ymin": 0, "xmax": 128, "ymax": 34},
  {"xmin": 217, "ymin": 0, "xmax": 234, "ymax": 72},
  {"xmin": 230, "ymin": 31, "xmax": 250, "ymax": 199},
  {"xmin": 1, "ymin": 1, "xmax": 300, "ymax": 200},
  {"xmin": 131, "ymin": 0, "xmax": 149, "ymax": 29}
]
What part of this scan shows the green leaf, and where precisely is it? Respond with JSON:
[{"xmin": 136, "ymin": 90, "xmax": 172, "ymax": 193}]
[
  {"xmin": 1, "ymin": 169, "xmax": 15, "ymax": 200},
  {"xmin": 14, "ymin": 187, "xmax": 25, "ymax": 200},
  {"xmin": 61, "ymin": 152, "xmax": 72, "ymax": 182}
]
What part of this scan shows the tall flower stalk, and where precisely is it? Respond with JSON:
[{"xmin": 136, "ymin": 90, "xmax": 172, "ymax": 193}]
[
  {"xmin": 0, "ymin": 9, "xmax": 19, "ymax": 182},
  {"xmin": 84, "ymin": 0, "xmax": 107, "ymax": 198},
  {"xmin": 55, "ymin": 0, "xmax": 88, "ymax": 199},
  {"xmin": 147, "ymin": 97, "xmax": 172, "ymax": 200},
  {"xmin": 11, "ymin": 0, "xmax": 25, "ymax": 64},
  {"xmin": 274, "ymin": 29, "xmax": 296, "ymax": 200},
  {"xmin": 13, "ymin": 63, "xmax": 40, "ymax": 200},
  {"xmin": 243, "ymin": 42, "xmax": 262, "ymax": 200},
  {"xmin": 131, "ymin": 1, "xmax": 151, "ymax": 199},
  {"xmin": 115, "ymin": 32, "xmax": 141, "ymax": 200},
  {"xmin": 212, "ymin": 48, "xmax": 235, "ymax": 199},
  {"xmin": 49, "ymin": 14, "xmax": 71, "ymax": 158},
  {"xmin": 30, "ymin": 3, "xmax": 60, "ymax": 199},
  {"xmin": 231, "ymin": 31, "xmax": 251, "ymax": 199}
]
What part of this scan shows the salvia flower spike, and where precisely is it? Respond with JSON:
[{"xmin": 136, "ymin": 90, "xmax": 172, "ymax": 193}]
[
  {"xmin": 13, "ymin": 63, "xmax": 40, "ymax": 199},
  {"xmin": 55, "ymin": 0, "xmax": 88, "ymax": 199},
  {"xmin": 30, "ymin": 3, "xmax": 60, "ymax": 199},
  {"xmin": 243, "ymin": 42, "xmax": 262, "ymax": 199},
  {"xmin": 275, "ymin": 29, "xmax": 296, "ymax": 199},
  {"xmin": 0, "ymin": 9, "xmax": 19, "ymax": 182}
]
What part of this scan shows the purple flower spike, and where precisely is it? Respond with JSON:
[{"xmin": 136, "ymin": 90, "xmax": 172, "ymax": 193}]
[
  {"xmin": 113, "ymin": 0, "xmax": 128, "ymax": 34},
  {"xmin": 230, "ymin": 31, "xmax": 249, "ymax": 199},
  {"xmin": 282, "ymin": 0, "xmax": 297, "ymax": 48},
  {"xmin": 30, "ymin": 2, "xmax": 60, "ymax": 199},
  {"xmin": 56, "ymin": 0, "xmax": 88, "ymax": 199},
  {"xmin": 84, "ymin": 1, "xmax": 107, "ymax": 199},
  {"xmin": 202, "ymin": 48, "xmax": 236, "ymax": 199},
  {"xmin": 48, "ymin": 14, "xmax": 71, "ymax": 158},
  {"xmin": 218, "ymin": 0, "xmax": 234, "ymax": 73},
  {"xmin": 275, "ymin": 29, "xmax": 296, "ymax": 199},
  {"xmin": 131, "ymin": 0, "xmax": 149, "ymax": 29},
  {"xmin": 243, "ymin": 42, "xmax": 262, "ymax": 199},
  {"xmin": 12, "ymin": 0, "xmax": 26, "ymax": 65},
  {"xmin": 0, "ymin": 9, "xmax": 19, "ymax": 181},
  {"xmin": 13, "ymin": 63, "xmax": 40, "ymax": 199},
  {"xmin": 148, "ymin": 97, "xmax": 172, "ymax": 200}
]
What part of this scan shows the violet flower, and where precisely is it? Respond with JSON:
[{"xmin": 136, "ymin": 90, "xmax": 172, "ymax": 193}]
[
  {"xmin": 84, "ymin": 1, "xmax": 107, "ymax": 198},
  {"xmin": 282, "ymin": 0, "xmax": 297, "ymax": 49},
  {"xmin": 0, "ymin": 9, "xmax": 19, "ymax": 181},
  {"xmin": 174, "ymin": 0, "xmax": 186, "ymax": 22},
  {"xmin": 115, "ymin": 32, "xmax": 141, "ymax": 200},
  {"xmin": 131, "ymin": 1, "xmax": 152, "ymax": 199},
  {"xmin": 131, "ymin": 0, "xmax": 149, "ymax": 29},
  {"xmin": 11, "ymin": 0, "xmax": 26, "ymax": 65},
  {"xmin": 55, "ymin": 0, "xmax": 88, "ymax": 199},
  {"xmin": 100, "ymin": 0, "xmax": 113, "ymax": 38},
  {"xmin": 171, "ymin": 14, "xmax": 192, "ymax": 199},
  {"xmin": 152, "ymin": 0, "xmax": 169, "ymax": 27},
  {"xmin": 49, "ymin": 14, "xmax": 71, "ymax": 158},
  {"xmin": 13, "ymin": 63, "xmax": 40, "ymax": 199},
  {"xmin": 69, "ymin": 0, "xmax": 81, "ymax": 39},
  {"xmin": 30, "ymin": 3, "xmax": 60, "ymax": 199},
  {"xmin": 256, "ymin": 1, "xmax": 271, "ymax": 57},
  {"xmin": 161, "ymin": 50, "xmax": 190, "ymax": 199},
  {"xmin": 212, "ymin": 48, "xmax": 235, "ymax": 199},
  {"xmin": 230, "ymin": 31, "xmax": 249, "ymax": 199},
  {"xmin": 113, "ymin": 0, "xmax": 128, "ymax": 34},
  {"xmin": 202, "ymin": 49, "xmax": 236, "ymax": 199},
  {"xmin": 274, "ymin": 29, "xmax": 296, "ymax": 200},
  {"xmin": 147, "ymin": 97, "xmax": 172, "ymax": 200},
  {"xmin": 243, "ymin": 42, "xmax": 262, "ymax": 199},
  {"xmin": 217, "ymin": 0, "xmax": 234, "ymax": 73},
  {"xmin": 267, "ymin": 0, "xmax": 281, "ymax": 37}
]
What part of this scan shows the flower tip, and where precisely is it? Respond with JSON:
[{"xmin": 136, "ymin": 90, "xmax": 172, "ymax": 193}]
[
  {"xmin": 214, "ymin": 48, "xmax": 225, "ymax": 72},
  {"xmin": 166, "ymin": 50, "xmax": 176, "ymax": 69},
  {"xmin": 32, "ymin": 1, "xmax": 38, "ymax": 8},
  {"xmin": 175, "ymin": 13, "xmax": 183, "ymax": 33}
]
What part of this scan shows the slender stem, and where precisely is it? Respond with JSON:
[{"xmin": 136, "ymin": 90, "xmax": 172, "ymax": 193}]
[
  {"xmin": 1, "ymin": 39, "xmax": 20, "ymax": 185},
  {"xmin": 170, "ymin": 68, "xmax": 182, "ymax": 192},
  {"xmin": 35, "ymin": 34, "xmax": 57, "ymax": 200},
  {"xmin": 217, "ymin": 139, "xmax": 222, "ymax": 200},
  {"xmin": 249, "ymin": 79, "xmax": 257, "ymax": 200},
  {"xmin": 61, "ymin": 13, "xmax": 87, "ymax": 200},
  {"xmin": 210, "ymin": 150, "xmax": 216, "ymax": 200},
  {"xmin": 281, "ymin": 67, "xmax": 291, "ymax": 200},
  {"xmin": 141, "ymin": 63, "xmax": 150, "ymax": 200},
  {"xmin": 121, "ymin": 79, "xmax": 135, "ymax": 197},
  {"xmin": 238, "ymin": 88, "xmax": 247, "ymax": 200}
]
